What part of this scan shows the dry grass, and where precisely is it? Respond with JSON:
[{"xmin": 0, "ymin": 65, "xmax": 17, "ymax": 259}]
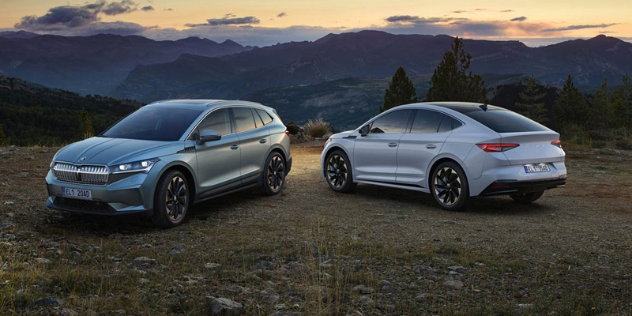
[
  {"xmin": 0, "ymin": 144, "xmax": 631, "ymax": 315},
  {"xmin": 304, "ymin": 119, "xmax": 330, "ymax": 138}
]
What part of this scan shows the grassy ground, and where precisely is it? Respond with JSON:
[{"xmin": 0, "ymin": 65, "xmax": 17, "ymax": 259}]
[{"xmin": 1, "ymin": 143, "xmax": 631, "ymax": 315}]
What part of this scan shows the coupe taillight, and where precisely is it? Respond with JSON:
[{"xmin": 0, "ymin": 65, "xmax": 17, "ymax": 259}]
[
  {"xmin": 476, "ymin": 143, "xmax": 520, "ymax": 152},
  {"xmin": 551, "ymin": 140, "xmax": 562, "ymax": 148}
]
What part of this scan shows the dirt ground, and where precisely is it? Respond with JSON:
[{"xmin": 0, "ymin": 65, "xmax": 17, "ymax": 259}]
[{"xmin": 0, "ymin": 143, "xmax": 631, "ymax": 315}]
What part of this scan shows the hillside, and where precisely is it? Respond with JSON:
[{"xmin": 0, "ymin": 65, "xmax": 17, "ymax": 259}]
[
  {"xmin": 0, "ymin": 75, "xmax": 141, "ymax": 146},
  {"xmin": 112, "ymin": 31, "xmax": 632, "ymax": 102},
  {"xmin": 0, "ymin": 33, "xmax": 252, "ymax": 95}
]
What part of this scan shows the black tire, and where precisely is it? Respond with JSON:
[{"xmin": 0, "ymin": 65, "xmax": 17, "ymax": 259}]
[
  {"xmin": 510, "ymin": 191, "xmax": 544, "ymax": 204},
  {"xmin": 262, "ymin": 151, "xmax": 286, "ymax": 196},
  {"xmin": 152, "ymin": 170, "xmax": 190, "ymax": 227},
  {"xmin": 430, "ymin": 161, "xmax": 469, "ymax": 211},
  {"xmin": 325, "ymin": 150, "xmax": 357, "ymax": 193}
]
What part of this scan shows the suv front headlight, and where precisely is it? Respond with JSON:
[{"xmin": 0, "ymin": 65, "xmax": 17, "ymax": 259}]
[{"xmin": 111, "ymin": 158, "xmax": 159, "ymax": 174}]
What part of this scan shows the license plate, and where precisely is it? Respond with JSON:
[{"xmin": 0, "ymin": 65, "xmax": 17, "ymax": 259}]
[
  {"xmin": 62, "ymin": 187, "xmax": 92, "ymax": 200},
  {"xmin": 524, "ymin": 163, "xmax": 550, "ymax": 173}
]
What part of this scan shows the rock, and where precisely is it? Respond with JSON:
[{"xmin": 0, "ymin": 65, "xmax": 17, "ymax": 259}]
[
  {"xmin": 170, "ymin": 244, "xmax": 186, "ymax": 255},
  {"xmin": 207, "ymin": 296, "xmax": 244, "ymax": 315},
  {"xmin": 133, "ymin": 257, "xmax": 157, "ymax": 265},
  {"xmin": 415, "ymin": 293, "xmax": 427, "ymax": 301},
  {"xmin": 261, "ymin": 288, "xmax": 280, "ymax": 304},
  {"xmin": 14, "ymin": 172, "xmax": 28, "ymax": 178},
  {"xmin": 353, "ymin": 285, "xmax": 374, "ymax": 294},
  {"xmin": 518, "ymin": 304, "xmax": 534, "ymax": 309},
  {"xmin": 377, "ymin": 280, "xmax": 390, "ymax": 287},
  {"xmin": 139, "ymin": 278, "xmax": 150, "ymax": 283},
  {"xmin": 34, "ymin": 296, "xmax": 64, "ymax": 307},
  {"xmin": 381, "ymin": 285, "xmax": 396, "ymax": 293},
  {"xmin": 4, "ymin": 201, "xmax": 15, "ymax": 205},
  {"xmin": 35, "ymin": 258, "xmax": 51, "ymax": 264},
  {"xmin": 0, "ymin": 223, "xmax": 15, "ymax": 230},
  {"xmin": 266, "ymin": 280, "xmax": 277, "ymax": 287},
  {"xmin": 205, "ymin": 262, "xmax": 221, "ymax": 269},
  {"xmin": 226, "ymin": 285, "xmax": 246, "ymax": 295},
  {"xmin": 88, "ymin": 245, "xmax": 101, "ymax": 253},
  {"xmin": 255, "ymin": 260, "xmax": 278, "ymax": 270},
  {"xmin": 359, "ymin": 295, "xmax": 374, "ymax": 306},
  {"xmin": 444, "ymin": 278, "xmax": 464, "ymax": 289}
]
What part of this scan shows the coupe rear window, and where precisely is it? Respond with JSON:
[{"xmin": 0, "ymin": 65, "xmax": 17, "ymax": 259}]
[
  {"xmin": 465, "ymin": 110, "xmax": 550, "ymax": 133},
  {"xmin": 101, "ymin": 107, "xmax": 203, "ymax": 141}
]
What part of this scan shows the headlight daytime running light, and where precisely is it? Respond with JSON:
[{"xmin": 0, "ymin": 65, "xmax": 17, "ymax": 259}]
[{"xmin": 112, "ymin": 158, "xmax": 159, "ymax": 174}]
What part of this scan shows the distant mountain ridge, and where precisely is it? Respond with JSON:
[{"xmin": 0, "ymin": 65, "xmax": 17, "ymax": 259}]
[
  {"xmin": 0, "ymin": 33, "xmax": 252, "ymax": 95},
  {"xmin": 112, "ymin": 31, "xmax": 632, "ymax": 102}
]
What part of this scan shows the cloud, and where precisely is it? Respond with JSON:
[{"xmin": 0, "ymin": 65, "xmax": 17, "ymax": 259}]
[
  {"xmin": 141, "ymin": 6, "xmax": 154, "ymax": 12},
  {"xmin": 277, "ymin": 12, "xmax": 287, "ymax": 18},
  {"xmin": 511, "ymin": 16, "xmax": 527, "ymax": 22},
  {"xmin": 385, "ymin": 15, "xmax": 466, "ymax": 24},
  {"xmin": 542, "ymin": 23, "xmax": 618, "ymax": 32},
  {"xmin": 475, "ymin": 8, "xmax": 487, "ymax": 11},
  {"xmin": 453, "ymin": 10, "xmax": 467, "ymax": 14},
  {"xmin": 500, "ymin": 9, "xmax": 513, "ymax": 13},
  {"xmin": 103, "ymin": 0, "xmax": 137, "ymax": 16},
  {"xmin": 165, "ymin": 8, "xmax": 172, "ymax": 11},
  {"xmin": 14, "ymin": 1, "xmax": 139, "ymax": 31},
  {"xmin": 186, "ymin": 16, "xmax": 261, "ymax": 27}
]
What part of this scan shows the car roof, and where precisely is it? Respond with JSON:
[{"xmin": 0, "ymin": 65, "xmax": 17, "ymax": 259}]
[
  {"xmin": 395, "ymin": 102, "xmax": 505, "ymax": 113},
  {"xmin": 145, "ymin": 99, "xmax": 268, "ymax": 111}
]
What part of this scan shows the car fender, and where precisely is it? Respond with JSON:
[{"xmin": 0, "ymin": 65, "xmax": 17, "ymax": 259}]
[{"xmin": 425, "ymin": 152, "xmax": 471, "ymax": 191}]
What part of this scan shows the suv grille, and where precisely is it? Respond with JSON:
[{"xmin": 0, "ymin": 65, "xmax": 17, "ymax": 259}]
[
  {"xmin": 53, "ymin": 197, "xmax": 113, "ymax": 213},
  {"xmin": 52, "ymin": 163, "xmax": 109, "ymax": 185}
]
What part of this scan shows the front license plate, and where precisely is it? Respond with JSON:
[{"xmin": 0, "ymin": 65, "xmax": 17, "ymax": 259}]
[
  {"xmin": 62, "ymin": 187, "xmax": 92, "ymax": 200},
  {"xmin": 524, "ymin": 163, "xmax": 550, "ymax": 173}
]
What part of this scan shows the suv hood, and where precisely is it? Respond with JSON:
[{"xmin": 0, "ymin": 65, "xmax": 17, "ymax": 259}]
[{"xmin": 53, "ymin": 137, "xmax": 182, "ymax": 166}]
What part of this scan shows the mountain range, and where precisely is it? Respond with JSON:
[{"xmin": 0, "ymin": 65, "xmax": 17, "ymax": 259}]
[
  {"xmin": 0, "ymin": 33, "xmax": 252, "ymax": 95},
  {"xmin": 112, "ymin": 31, "xmax": 632, "ymax": 102}
]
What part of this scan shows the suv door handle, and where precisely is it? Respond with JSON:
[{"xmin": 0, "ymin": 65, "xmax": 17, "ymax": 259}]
[
  {"xmin": 426, "ymin": 144, "xmax": 437, "ymax": 149},
  {"xmin": 230, "ymin": 144, "xmax": 239, "ymax": 150},
  {"xmin": 259, "ymin": 139, "xmax": 267, "ymax": 144},
  {"xmin": 388, "ymin": 142, "xmax": 398, "ymax": 148}
]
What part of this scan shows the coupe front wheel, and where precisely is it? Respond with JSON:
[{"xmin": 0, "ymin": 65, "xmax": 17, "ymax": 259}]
[
  {"xmin": 431, "ymin": 161, "xmax": 469, "ymax": 211},
  {"xmin": 510, "ymin": 191, "xmax": 544, "ymax": 204},
  {"xmin": 325, "ymin": 150, "xmax": 356, "ymax": 193},
  {"xmin": 152, "ymin": 170, "xmax": 190, "ymax": 227}
]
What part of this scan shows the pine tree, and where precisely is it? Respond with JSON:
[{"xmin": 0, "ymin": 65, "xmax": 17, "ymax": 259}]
[
  {"xmin": 79, "ymin": 109, "xmax": 94, "ymax": 139},
  {"xmin": 380, "ymin": 66, "xmax": 418, "ymax": 112},
  {"xmin": 611, "ymin": 74, "xmax": 631, "ymax": 128},
  {"xmin": 0, "ymin": 125, "xmax": 8, "ymax": 147},
  {"xmin": 426, "ymin": 37, "xmax": 486, "ymax": 103},
  {"xmin": 553, "ymin": 75, "xmax": 589, "ymax": 130},
  {"xmin": 515, "ymin": 76, "xmax": 548, "ymax": 123},
  {"xmin": 590, "ymin": 78, "xmax": 612, "ymax": 130}
]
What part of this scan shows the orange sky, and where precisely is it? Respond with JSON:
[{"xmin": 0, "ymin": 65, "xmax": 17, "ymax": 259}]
[{"xmin": 1, "ymin": 0, "xmax": 629, "ymax": 46}]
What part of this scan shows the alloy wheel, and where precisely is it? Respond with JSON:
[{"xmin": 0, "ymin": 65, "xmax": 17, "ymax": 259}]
[
  {"xmin": 327, "ymin": 154, "xmax": 348, "ymax": 188},
  {"xmin": 165, "ymin": 175, "xmax": 188, "ymax": 222},
  {"xmin": 267, "ymin": 155, "xmax": 285, "ymax": 191},
  {"xmin": 434, "ymin": 167, "xmax": 462, "ymax": 206}
]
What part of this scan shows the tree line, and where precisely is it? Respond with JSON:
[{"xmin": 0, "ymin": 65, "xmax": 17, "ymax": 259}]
[{"xmin": 382, "ymin": 37, "xmax": 632, "ymax": 149}]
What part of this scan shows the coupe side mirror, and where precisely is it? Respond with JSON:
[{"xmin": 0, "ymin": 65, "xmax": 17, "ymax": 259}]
[
  {"xmin": 359, "ymin": 125, "xmax": 370, "ymax": 136},
  {"xmin": 198, "ymin": 129, "xmax": 222, "ymax": 144}
]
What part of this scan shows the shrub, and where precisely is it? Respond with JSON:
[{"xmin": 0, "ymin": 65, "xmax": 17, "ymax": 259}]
[{"xmin": 304, "ymin": 119, "xmax": 330, "ymax": 138}]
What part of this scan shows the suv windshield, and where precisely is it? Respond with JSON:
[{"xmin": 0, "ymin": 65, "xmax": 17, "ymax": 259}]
[{"xmin": 101, "ymin": 107, "xmax": 203, "ymax": 141}]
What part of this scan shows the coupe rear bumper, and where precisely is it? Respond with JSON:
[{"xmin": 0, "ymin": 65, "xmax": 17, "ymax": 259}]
[{"xmin": 479, "ymin": 177, "xmax": 567, "ymax": 196}]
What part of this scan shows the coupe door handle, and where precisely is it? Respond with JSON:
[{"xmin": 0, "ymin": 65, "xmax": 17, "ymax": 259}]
[
  {"xmin": 230, "ymin": 144, "xmax": 239, "ymax": 150},
  {"xmin": 388, "ymin": 142, "xmax": 398, "ymax": 148},
  {"xmin": 259, "ymin": 138, "xmax": 267, "ymax": 144},
  {"xmin": 426, "ymin": 144, "xmax": 437, "ymax": 149}
]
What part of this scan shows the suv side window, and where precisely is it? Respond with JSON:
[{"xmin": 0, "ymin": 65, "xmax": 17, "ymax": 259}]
[
  {"xmin": 252, "ymin": 108, "xmax": 265, "ymax": 127},
  {"xmin": 256, "ymin": 109, "xmax": 274, "ymax": 125},
  {"xmin": 233, "ymin": 107, "xmax": 257, "ymax": 133},
  {"xmin": 193, "ymin": 108, "xmax": 231, "ymax": 140},
  {"xmin": 370, "ymin": 110, "xmax": 412, "ymax": 134},
  {"xmin": 411, "ymin": 110, "xmax": 443, "ymax": 133}
]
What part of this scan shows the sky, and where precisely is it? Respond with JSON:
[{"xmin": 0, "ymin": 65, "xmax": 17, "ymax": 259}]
[{"xmin": 0, "ymin": 0, "xmax": 630, "ymax": 47}]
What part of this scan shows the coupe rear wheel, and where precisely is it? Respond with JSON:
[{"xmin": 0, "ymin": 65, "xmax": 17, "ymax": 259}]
[
  {"xmin": 325, "ymin": 150, "xmax": 356, "ymax": 193},
  {"xmin": 152, "ymin": 170, "xmax": 189, "ymax": 227},
  {"xmin": 262, "ymin": 152, "xmax": 286, "ymax": 196},
  {"xmin": 431, "ymin": 161, "xmax": 469, "ymax": 211},
  {"xmin": 510, "ymin": 191, "xmax": 544, "ymax": 204}
]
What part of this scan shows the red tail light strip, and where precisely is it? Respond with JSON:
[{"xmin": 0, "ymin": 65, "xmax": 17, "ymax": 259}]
[{"xmin": 476, "ymin": 143, "xmax": 520, "ymax": 152}]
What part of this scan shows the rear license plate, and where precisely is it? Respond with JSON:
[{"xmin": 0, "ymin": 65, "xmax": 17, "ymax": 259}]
[
  {"xmin": 524, "ymin": 163, "xmax": 550, "ymax": 173},
  {"xmin": 62, "ymin": 187, "xmax": 92, "ymax": 200}
]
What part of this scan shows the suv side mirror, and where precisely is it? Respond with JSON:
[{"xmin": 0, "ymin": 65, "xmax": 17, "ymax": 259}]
[
  {"xmin": 359, "ymin": 125, "xmax": 370, "ymax": 136},
  {"xmin": 198, "ymin": 129, "xmax": 222, "ymax": 144}
]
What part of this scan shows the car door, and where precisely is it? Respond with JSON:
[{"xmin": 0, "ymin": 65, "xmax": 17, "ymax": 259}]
[
  {"xmin": 353, "ymin": 109, "xmax": 413, "ymax": 183},
  {"xmin": 194, "ymin": 108, "xmax": 242, "ymax": 192},
  {"xmin": 396, "ymin": 110, "xmax": 454, "ymax": 187},
  {"xmin": 232, "ymin": 107, "xmax": 271, "ymax": 184}
]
